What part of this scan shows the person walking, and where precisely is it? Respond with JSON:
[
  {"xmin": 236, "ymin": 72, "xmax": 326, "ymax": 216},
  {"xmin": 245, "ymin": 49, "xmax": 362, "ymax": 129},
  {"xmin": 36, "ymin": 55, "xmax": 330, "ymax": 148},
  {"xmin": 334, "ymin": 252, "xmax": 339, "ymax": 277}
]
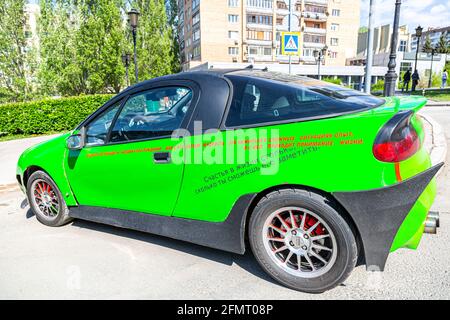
[
  {"xmin": 412, "ymin": 70, "xmax": 420, "ymax": 92},
  {"xmin": 442, "ymin": 69, "xmax": 448, "ymax": 89},
  {"xmin": 402, "ymin": 69, "xmax": 412, "ymax": 92}
]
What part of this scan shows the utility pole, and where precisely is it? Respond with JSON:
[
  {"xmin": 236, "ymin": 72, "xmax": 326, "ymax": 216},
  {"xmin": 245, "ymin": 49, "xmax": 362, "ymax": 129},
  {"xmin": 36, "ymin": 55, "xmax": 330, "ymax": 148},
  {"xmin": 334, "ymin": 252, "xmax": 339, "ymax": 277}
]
[
  {"xmin": 364, "ymin": 0, "xmax": 375, "ymax": 94},
  {"xmin": 288, "ymin": 0, "xmax": 292, "ymax": 75}
]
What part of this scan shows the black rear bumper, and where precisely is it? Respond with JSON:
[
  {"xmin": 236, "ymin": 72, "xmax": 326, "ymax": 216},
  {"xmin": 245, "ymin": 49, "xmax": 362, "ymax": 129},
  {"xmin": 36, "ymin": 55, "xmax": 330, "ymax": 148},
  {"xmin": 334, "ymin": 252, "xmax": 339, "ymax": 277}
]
[{"xmin": 333, "ymin": 162, "xmax": 443, "ymax": 271}]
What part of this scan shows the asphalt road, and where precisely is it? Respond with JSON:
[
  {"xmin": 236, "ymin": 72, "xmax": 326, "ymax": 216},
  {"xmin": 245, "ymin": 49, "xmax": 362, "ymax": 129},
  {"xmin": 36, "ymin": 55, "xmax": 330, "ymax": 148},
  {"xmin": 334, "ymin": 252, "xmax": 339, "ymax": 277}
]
[{"xmin": 0, "ymin": 107, "xmax": 449, "ymax": 299}]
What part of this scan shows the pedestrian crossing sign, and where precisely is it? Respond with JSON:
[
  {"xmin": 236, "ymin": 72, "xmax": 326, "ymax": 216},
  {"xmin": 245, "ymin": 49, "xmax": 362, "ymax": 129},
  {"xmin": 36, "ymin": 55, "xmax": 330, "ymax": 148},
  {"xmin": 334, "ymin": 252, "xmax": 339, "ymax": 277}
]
[{"xmin": 281, "ymin": 32, "xmax": 300, "ymax": 56}]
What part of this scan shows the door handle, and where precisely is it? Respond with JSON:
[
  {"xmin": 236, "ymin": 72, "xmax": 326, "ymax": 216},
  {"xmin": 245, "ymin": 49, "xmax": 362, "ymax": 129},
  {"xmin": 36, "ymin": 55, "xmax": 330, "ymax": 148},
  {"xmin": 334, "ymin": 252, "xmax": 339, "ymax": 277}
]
[{"xmin": 154, "ymin": 152, "xmax": 171, "ymax": 164}]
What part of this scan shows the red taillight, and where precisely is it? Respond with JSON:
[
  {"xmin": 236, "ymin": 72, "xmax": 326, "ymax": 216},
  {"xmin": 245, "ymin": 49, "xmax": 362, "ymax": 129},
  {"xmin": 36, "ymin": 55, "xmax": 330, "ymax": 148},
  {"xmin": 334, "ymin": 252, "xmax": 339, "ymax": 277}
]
[{"xmin": 373, "ymin": 111, "xmax": 420, "ymax": 163}]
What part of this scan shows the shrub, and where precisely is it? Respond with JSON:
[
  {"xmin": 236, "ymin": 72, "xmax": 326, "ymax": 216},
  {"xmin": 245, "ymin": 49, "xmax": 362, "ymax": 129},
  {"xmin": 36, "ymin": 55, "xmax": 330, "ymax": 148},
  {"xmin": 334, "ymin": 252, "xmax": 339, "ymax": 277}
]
[
  {"xmin": 322, "ymin": 77, "xmax": 343, "ymax": 86},
  {"xmin": 371, "ymin": 80, "xmax": 385, "ymax": 92},
  {"xmin": 0, "ymin": 94, "xmax": 113, "ymax": 137}
]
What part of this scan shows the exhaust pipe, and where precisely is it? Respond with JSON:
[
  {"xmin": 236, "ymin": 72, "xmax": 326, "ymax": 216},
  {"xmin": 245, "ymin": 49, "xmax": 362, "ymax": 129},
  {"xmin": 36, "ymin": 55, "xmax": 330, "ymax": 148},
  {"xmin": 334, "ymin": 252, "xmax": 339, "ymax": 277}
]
[
  {"xmin": 428, "ymin": 211, "xmax": 440, "ymax": 228},
  {"xmin": 424, "ymin": 211, "xmax": 440, "ymax": 234}
]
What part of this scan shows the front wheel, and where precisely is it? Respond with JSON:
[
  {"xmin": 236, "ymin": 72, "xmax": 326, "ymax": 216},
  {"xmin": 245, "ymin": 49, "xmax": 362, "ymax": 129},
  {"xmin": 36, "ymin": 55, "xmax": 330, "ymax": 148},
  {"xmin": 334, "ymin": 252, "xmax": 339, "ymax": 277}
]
[
  {"xmin": 26, "ymin": 170, "xmax": 72, "ymax": 227},
  {"xmin": 249, "ymin": 189, "xmax": 357, "ymax": 293}
]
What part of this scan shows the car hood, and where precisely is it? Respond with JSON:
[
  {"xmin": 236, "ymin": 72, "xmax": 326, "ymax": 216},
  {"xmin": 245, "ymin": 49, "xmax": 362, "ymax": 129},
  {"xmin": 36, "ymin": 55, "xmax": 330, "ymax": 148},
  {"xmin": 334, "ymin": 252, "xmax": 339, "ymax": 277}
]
[{"xmin": 19, "ymin": 132, "xmax": 71, "ymax": 164}]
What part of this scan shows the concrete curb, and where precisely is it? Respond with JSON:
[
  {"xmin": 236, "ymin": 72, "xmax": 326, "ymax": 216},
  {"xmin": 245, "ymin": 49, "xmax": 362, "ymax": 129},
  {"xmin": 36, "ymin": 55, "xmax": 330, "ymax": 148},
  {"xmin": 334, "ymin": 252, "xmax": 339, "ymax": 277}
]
[
  {"xmin": 419, "ymin": 113, "xmax": 447, "ymax": 175},
  {"xmin": 426, "ymin": 101, "xmax": 450, "ymax": 107}
]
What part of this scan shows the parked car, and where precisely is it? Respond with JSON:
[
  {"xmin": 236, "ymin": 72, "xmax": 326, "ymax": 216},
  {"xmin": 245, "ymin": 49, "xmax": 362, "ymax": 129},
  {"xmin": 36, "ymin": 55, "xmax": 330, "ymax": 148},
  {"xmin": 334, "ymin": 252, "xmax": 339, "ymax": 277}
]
[{"xmin": 16, "ymin": 69, "xmax": 442, "ymax": 293}]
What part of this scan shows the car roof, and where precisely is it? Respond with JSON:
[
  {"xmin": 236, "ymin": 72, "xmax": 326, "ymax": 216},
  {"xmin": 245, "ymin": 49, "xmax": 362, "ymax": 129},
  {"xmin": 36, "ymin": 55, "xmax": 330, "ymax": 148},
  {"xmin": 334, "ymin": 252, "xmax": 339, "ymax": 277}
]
[{"xmin": 124, "ymin": 68, "xmax": 328, "ymax": 91}]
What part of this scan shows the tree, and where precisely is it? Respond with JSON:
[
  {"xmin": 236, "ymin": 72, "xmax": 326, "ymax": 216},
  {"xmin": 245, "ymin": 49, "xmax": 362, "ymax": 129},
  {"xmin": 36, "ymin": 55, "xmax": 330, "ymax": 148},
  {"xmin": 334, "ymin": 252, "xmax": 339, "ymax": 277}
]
[
  {"xmin": 436, "ymin": 32, "xmax": 449, "ymax": 54},
  {"xmin": 422, "ymin": 35, "xmax": 433, "ymax": 53},
  {"xmin": 38, "ymin": 0, "xmax": 80, "ymax": 96},
  {"xmin": 38, "ymin": 0, "xmax": 126, "ymax": 96},
  {"xmin": 0, "ymin": 0, "xmax": 34, "ymax": 101},
  {"xmin": 168, "ymin": 0, "xmax": 181, "ymax": 72},
  {"xmin": 131, "ymin": 0, "xmax": 175, "ymax": 83},
  {"xmin": 75, "ymin": 0, "xmax": 126, "ymax": 94}
]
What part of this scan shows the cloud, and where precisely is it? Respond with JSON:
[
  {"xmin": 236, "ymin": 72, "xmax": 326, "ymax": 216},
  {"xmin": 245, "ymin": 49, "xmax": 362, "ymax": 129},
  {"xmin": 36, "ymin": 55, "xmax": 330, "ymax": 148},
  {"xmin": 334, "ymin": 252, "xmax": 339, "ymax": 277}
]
[{"xmin": 360, "ymin": 0, "xmax": 450, "ymax": 31}]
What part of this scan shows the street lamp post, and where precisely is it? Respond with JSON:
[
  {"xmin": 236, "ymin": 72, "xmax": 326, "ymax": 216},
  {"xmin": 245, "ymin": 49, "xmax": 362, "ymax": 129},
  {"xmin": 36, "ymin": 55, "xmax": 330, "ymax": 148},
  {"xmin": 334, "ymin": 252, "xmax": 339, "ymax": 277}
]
[
  {"xmin": 428, "ymin": 48, "xmax": 436, "ymax": 88},
  {"xmin": 313, "ymin": 45, "xmax": 328, "ymax": 80},
  {"xmin": 383, "ymin": 0, "xmax": 402, "ymax": 97},
  {"xmin": 128, "ymin": 9, "xmax": 140, "ymax": 83},
  {"xmin": 364, "ymin": 0, "xmax": 375, "ymax": 94},
  {"xmin": 121, "ymin": 53, "xmax": 131, "ymax": 87},
  {"xmin": 414, "ymin": 25, "xmax": 423, "ymax": 72}
]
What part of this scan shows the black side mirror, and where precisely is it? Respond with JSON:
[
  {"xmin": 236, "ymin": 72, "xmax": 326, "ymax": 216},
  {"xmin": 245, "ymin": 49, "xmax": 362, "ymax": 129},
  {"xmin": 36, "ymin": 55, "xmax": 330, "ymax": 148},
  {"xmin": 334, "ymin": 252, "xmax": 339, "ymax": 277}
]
[{"xmin": 67, "ymin": 127, "xmax": 86, "ymax": 150}]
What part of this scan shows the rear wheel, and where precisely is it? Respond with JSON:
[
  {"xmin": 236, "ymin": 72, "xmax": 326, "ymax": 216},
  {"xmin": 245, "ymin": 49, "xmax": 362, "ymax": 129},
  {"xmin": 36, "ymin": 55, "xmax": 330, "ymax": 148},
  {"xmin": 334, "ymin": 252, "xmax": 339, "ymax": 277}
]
[
  {"xmin": 26, "ymin": 171, "xmax": 72, "ymax": 227},
  {"xmin": 249, "ymin": 189, "xmax": 357, "ymax": 293}
]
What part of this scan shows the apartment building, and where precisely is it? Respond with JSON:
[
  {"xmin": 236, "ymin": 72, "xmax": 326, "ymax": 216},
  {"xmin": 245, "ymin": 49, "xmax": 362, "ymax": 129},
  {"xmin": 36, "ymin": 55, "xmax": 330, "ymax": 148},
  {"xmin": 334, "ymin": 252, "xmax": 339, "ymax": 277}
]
[
  {"xmin": 348, "ymin": 25, "xmax": 411, "ymax": 66},
  {"xmin": 411, "ymin": 26, "xmax": 450, "ymax": 52},
  {"xmin": 178, "ymin": 0, "xmax": 360, "ymax": 70},
  {"xmin": 24, "ymin": 3, "xmax": 40, "ymax": 51}
]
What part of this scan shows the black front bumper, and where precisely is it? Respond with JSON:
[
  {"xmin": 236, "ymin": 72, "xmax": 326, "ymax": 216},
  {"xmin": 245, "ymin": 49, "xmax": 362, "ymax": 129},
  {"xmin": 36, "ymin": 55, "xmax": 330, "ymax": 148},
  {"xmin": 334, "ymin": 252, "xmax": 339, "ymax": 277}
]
[{"xmin": 333, "ymin": 162, "xmax": 443, "ymax": 271}]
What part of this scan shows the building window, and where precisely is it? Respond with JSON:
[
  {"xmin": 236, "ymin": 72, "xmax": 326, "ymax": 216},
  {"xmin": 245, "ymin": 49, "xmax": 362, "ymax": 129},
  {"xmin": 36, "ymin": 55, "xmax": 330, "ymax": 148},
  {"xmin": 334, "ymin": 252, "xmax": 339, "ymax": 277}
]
[
  {"xmin": 228, "ymin": 31, "xmax": 239, "ymax": 40},
  {"xmin": 399, "ymin": 40, "xmax": 407, "ymax": 52},
  {"xmin": 192, "ymin": 0, "xmax": 200, "ymax": 10},
  {"xmin": 193, "ymin": 29, "xmax": 200, "ymax": 42},
  {"xmin": 193, "ymin": 45, "xmax": 201, "ymax": 58},
  {"xmin": 247, "ymin": 30, "xmax": 273, "ymax": 41},
  {"xmin": 247, "ymin": 14, "xmax": 273, "ymax": 25},
  {"xmin": 304, "ymin": 34, "xmax": 325, "ymax": 44},
  {"xmin": 229, "ymin": 47, "xmax": 239, "ymax": 55},
  {"xmin": 247, "ymin": 0, "xmax": 272, "ymax": 8},
  {"xmin": 192, "ymin": 12, "xmax": 200, "ymax": 25},
  {"xmin": 228, "ymin": 14, "xmax": 239, "ymax": 23},
  {"xmin": 305, "ymin": 5, "xmax": 327, "ymax": 14},
  {"xmin": 331, "ymin": 23, "xmax": 339, "ymax": 31},
  {"xmin": 332, "ymin": 9, "xmax": 340, "ymax": 16},
  {"xmin": 229, "ymin": 0, "xmax": 239, "ymax": 7},
  {"xmin": 303, "ymin": 48, "xmax": 314, "ymax": 57},
  {"xmin": 330, "ymin": 38, "xmax": 339, "ymax": 46},
  {"xmin": 400, "ymin": 62, "xmax": 412, "ymax": 74},
  {"xmin": 248, "ymin": 46, "xmax": 272, "ymax": 56},
  {"xmin": 329, "ymin": 51, "xmax": 338, "ymax": 58}
]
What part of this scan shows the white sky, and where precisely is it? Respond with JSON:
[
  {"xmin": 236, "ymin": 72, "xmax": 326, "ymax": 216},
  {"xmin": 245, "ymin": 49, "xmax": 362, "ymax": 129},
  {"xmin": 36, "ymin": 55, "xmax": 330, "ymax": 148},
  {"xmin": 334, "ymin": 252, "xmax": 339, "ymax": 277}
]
[{"xmin": 360, "ymin": 0, "xmax": 450, "ymax": 31}]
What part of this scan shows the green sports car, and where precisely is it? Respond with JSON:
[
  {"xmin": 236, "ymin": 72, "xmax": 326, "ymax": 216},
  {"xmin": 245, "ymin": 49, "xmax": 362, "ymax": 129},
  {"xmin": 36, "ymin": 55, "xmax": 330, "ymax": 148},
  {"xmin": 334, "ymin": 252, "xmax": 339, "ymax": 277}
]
[{"xmin": 16, "ymin": 70, "xmax": 442, "ymax": 293}]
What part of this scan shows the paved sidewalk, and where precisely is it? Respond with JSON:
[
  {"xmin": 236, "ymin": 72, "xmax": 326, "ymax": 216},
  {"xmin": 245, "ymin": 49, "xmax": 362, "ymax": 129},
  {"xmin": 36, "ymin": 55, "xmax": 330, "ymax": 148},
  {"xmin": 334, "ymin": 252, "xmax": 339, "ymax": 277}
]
[
  {"xmin": 427, "ymin": 100, "xmax": 450, "ymax": 107},
  {"xmin": 0, "ymin": 134, "xmax": 60, "ymax": 186},
  {"xmin": 419, "ymin": 111, "xmax": 448, "ymax": 169}
]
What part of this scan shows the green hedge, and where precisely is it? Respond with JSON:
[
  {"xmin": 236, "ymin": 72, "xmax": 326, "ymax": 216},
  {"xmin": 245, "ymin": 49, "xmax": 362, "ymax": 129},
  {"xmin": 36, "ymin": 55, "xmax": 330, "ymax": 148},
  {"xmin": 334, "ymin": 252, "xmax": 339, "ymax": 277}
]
[{"xmin": 0, "ymin": 94, "xmax": 113, "ymax": 137}]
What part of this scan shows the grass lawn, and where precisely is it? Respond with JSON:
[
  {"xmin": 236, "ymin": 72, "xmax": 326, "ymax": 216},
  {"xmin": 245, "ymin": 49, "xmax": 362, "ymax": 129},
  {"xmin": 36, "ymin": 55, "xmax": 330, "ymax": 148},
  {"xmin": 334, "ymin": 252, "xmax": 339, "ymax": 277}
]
[{"xmin": 411, "ymin": 89, "xmax": 450, "ymax": 102}]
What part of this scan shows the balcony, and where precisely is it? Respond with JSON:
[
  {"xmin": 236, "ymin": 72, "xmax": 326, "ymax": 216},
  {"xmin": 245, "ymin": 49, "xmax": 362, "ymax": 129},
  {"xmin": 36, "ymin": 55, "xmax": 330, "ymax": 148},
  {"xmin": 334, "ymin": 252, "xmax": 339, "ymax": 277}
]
[
  {"xmin": 304, "ymin": 0, "xmax": 329, "ymax": 5},
  {"xmin": 247, "ymin": 54, "xmax": 273, "ymax": 62},
  {"xmin": 246, "ymin": 23, "xmax": 273, "ymax": 30},
  {"xmin": 303, "ymin": 12, "xmax": 328, "ymax": 21},
  {"xmin": 300, "ymin": 55, "xmax": 316, "ymax": 63},
  {"xmin": 245, "ymin": 39, "xmax": 274, "ymax": 46},
  {"xmin": 276, "ymin": 55, "xmax": 300, "ymax": 63},
  {"xmin": 303, "ymin": 42, "xmax": 326, "ymax": 48},
  {"xmin": 303, "ymin": 26, "xmax": 326, "ymax": 35},
  {"xmin": 246, "ymin": 0, "xmax": 274, "ymax": 15}
]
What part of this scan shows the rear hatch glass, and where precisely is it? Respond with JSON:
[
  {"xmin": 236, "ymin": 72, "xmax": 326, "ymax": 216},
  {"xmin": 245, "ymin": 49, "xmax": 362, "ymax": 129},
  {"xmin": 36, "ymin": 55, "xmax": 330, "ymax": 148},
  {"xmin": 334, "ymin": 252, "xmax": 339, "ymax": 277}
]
[{"xmin": 224, "ymin": 71, "xmax": 385, "ymax": 127}]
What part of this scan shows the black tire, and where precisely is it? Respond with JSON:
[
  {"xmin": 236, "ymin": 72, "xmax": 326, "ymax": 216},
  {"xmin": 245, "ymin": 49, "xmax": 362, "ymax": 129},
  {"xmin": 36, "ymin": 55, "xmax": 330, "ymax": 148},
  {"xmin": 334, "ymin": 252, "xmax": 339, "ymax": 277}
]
[
  {"xmin": 26, "ymin": 170, "xmax": 73, "ymax": 227},
  {"xmin": 249, "ymin": 188, "xmax": 357, "ymax": 293}
]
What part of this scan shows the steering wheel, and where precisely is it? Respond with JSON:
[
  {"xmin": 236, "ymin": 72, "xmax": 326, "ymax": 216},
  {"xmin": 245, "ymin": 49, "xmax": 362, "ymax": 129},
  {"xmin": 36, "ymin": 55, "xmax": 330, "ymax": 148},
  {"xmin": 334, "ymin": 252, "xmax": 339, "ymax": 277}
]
[{"xmin": 119, "ymin": 115, "xmax": 148, "ymax": 141}]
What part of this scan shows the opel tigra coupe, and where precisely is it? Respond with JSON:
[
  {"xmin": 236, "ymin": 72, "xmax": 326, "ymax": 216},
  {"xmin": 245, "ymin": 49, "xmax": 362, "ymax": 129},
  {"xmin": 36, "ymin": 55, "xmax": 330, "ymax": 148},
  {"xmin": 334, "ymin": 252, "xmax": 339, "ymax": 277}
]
[{"xmin": 17, "ymin": 70, "xmax": 442, "ymax": 292}]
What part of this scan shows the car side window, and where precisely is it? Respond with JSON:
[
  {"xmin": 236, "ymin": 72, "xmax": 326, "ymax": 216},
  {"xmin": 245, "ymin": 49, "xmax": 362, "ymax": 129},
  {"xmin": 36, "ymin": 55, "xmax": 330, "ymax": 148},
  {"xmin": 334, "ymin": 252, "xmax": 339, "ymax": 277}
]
[
  {"xmin": 85, "ymin": 101, "xmax": 122, "ymax": 146},
  {"xmin": 225, "ymin": 75, "xmax": 366, "ymax": 127},
  {"xmin": 110, "ymin": 86, "xmax": 192, "ymax": 143}
]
